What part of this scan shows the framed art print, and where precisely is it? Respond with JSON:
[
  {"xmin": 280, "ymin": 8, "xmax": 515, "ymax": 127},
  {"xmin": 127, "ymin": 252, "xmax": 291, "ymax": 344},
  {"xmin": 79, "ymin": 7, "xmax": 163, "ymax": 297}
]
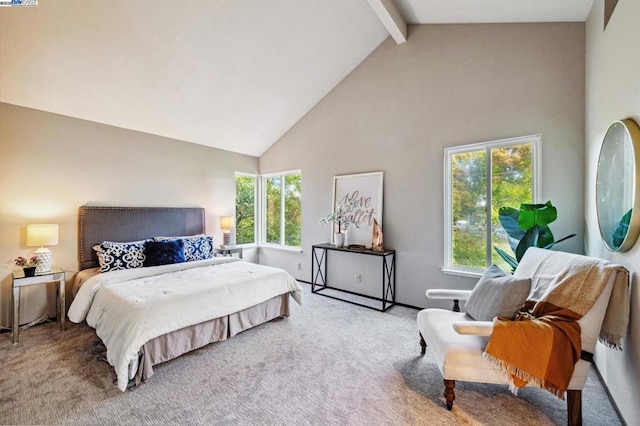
[{"xmin": 331, "ymin": 171, "xmax": 383, "ymax": 247}]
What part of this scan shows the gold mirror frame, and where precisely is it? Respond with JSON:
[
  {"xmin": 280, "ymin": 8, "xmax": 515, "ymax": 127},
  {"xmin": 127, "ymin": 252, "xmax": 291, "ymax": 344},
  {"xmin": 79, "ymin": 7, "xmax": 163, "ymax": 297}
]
[{"xmin": 596, "ymin": 118, "xmax": 640, "ymax": 252}]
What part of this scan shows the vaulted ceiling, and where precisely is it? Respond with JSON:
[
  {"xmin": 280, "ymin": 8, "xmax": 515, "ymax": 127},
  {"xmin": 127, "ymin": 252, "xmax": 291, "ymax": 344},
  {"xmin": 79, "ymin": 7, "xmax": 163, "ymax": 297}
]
[{"xmin": 0, "ymin": 0, "xmax": 594, "ymax": 156}]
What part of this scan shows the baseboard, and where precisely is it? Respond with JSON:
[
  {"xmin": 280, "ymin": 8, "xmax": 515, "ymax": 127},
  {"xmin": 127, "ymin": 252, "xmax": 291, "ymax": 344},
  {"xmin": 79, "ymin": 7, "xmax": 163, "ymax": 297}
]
[{"xmin": 591, "ymin": 362, "xmax": 627, "ymax": 425}]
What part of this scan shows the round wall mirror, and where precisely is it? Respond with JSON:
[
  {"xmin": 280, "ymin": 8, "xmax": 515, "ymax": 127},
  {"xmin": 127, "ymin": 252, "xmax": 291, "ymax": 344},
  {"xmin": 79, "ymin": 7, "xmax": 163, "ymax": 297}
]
[{"xmin": 596, "ymin": 118, "xmax": 640, "ymax": 252}]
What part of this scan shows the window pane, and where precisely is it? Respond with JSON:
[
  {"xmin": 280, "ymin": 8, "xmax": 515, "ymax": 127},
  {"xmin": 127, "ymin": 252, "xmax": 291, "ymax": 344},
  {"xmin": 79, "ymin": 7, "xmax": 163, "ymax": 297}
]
[
  {"xmin": 266, "ymin": 176, "xmax": 281, "ymax": 244},
  {"xmin": 491, "ymin": 144, "xmax": 533, "ymax": 269},
  {"xmin": 452, "ymin": 151, "xmax": 487, "ymax": 268},
  {"xmin": 235, "ymin": 175, "xmax": 255, "ymax": 245},
  {"xmin": 284, "ymin": 174, "xmax": 302, "ymax": 247},
  {"xmin": 446, "ymin": 136, "xmax": 537, "ymax": 273}
]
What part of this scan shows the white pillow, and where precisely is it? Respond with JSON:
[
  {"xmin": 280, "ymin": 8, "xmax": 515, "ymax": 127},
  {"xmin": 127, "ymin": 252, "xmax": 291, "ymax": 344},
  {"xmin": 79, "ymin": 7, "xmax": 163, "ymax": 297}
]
[{"xmin": 465, "ymin": 265, "xmax": 531, "ymax": 321}]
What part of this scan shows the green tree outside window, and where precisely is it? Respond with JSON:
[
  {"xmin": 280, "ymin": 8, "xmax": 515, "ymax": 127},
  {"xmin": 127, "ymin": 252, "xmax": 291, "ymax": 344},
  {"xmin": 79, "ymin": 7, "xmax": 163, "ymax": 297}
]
[
  {"xmin": 449, "ymin": 139, "xmax": 535, "ymax": 272},
  {"xmin": 235, "ymin": 175, "xmax": 256, "ymax": 245},
  {"xmin": 264, "ymin": 171, "xmax": 302, "ymax": 247}
]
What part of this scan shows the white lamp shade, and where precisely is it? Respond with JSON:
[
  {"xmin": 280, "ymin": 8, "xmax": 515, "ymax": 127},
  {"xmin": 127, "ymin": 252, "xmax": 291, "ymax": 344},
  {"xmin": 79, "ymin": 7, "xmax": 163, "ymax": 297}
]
[
  {"xmin": 220, "ymin": 216, "xmax": 235, "ymax": 230},
  {"xmin": 26, "ymin": 224, "xmax": 59, "ymax": 247}
]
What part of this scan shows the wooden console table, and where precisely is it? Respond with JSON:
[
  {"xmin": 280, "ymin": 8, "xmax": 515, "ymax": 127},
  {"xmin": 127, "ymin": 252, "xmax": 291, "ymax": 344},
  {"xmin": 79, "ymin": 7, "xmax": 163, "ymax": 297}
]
[{"xmin": 311, "ymin": 243, "xmax": 396, "ymax": 312}]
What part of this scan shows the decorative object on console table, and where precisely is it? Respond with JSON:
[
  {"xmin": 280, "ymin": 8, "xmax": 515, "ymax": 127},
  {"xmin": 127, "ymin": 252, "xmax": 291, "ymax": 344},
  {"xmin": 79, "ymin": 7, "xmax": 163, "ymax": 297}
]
[
  {"xmin": 347, "ymin": 244, "xmax": 365, "ymax": 250},
  {"xmin": 371, "ymin": 218, "xmax": 384, "ymax": 252},
  {"xmin": 319, "ymin": 200, "xmax": 358, "ymax": 248},
  {"xmin": 26, "ymin": 224, "xmax": 59, "ymax": 273},
  {"xmin": 220, "ymin": 216, "xmax": 235, "ymax": 247},
  {"xmin": 331, "ymin": 171, "xmax": 383, "ymax": 248},
  {"xmin": 14, "ymin": 255, "xmax": 40, "ymax": 277}
]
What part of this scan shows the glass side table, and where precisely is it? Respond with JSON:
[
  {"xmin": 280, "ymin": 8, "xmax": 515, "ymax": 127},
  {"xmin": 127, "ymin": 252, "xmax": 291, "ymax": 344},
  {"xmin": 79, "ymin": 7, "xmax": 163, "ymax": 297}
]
[
  {"xmin": 12, "ymin": 267, "xmax": 66, "ymax": 344},
  {"xmin": 213, "ymin": 245, "xmax": 243, "ymax": 259}
]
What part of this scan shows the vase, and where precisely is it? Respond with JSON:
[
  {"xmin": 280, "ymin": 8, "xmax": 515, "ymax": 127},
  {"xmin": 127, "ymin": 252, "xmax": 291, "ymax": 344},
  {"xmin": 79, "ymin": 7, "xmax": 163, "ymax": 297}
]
[
  {"xmin": 23, "ymin": 267, "xmax": 36, "ymax": 277},
  {"xmin": 334, "ymin": 233, "xmax": 345, "ymax": 248}
]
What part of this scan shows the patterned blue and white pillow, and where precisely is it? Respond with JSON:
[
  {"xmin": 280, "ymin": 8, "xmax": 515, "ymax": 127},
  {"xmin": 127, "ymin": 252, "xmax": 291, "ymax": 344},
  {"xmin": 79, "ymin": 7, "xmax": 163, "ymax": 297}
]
[
  {"xmin": 154, "ymin": 235, "xmax": 213, "ymax": 262},
  {"xmin": 93, "ymin": 239, "xmax": 149, "ymax": 273}
]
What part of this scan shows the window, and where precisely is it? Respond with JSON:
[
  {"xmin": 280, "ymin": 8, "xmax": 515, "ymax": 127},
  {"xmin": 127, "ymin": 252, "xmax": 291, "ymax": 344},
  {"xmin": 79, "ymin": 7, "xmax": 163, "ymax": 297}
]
[
  {"xmin": 444, "ymin": 135, "xmax": 540, "ymax": 275},
  {"xmin": 262, "ymin": 170, "xmax": 302, "ymax": 248},
  {"xmin": 235, "ymin": 173, "xmax": 257, "ymax": 245}
]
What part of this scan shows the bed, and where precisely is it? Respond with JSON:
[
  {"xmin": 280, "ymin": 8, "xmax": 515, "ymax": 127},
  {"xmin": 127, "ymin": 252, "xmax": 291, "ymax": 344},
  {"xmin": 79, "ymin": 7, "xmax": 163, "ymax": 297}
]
[{"xmin": 68, "ymin": 206, "xmax": 303, "ymax": 391}]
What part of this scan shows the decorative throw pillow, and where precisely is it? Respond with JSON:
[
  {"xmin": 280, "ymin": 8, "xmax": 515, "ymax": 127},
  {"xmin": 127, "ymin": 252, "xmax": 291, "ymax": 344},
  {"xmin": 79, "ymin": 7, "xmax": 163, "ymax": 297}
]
[
  {"xmin": 465, "ymin": 265, "xmax": 532, "ymax": 321},
  {"xmin": 154, "ymin": 235, "xmax": 213, "ymax": 262},
  {"xmin": 92, "ymin": 239, "xmax": 149, "ymax": 273},
  {"xmin": 144, "ymin": 239, "xmax": 186, "ymax": 267}
]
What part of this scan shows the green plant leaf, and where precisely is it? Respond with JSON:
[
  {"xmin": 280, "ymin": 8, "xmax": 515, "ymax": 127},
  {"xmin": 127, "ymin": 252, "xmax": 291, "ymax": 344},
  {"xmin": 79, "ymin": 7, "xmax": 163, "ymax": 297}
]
[
  {"xmin": 515, "ymin": 226, "xmax": 540, "ymax": 261},
  {"xmin": 542, "ymin": 233, "xmax": 577, "ymax": 249},
  {"xmin": 497, "ymin": 200, "xmax": 575, "ymax": 264},
  {"xmin": 518, "ymin": 201, "xmax": 557, "ymax": 231},
  {"xmin": 612, "ymin": 209, "xmax": 633, "ymax": 248},
  {"xmin": 536, "ymin": 225, "xmax": 555, "ymax": 248},
  {"xmin": 498, "ymin": 207, "xmax": 525, "ymax": 243},
  {"xmin": 494, "ymin": 246, "xmax": 519, "ymax": 272}
]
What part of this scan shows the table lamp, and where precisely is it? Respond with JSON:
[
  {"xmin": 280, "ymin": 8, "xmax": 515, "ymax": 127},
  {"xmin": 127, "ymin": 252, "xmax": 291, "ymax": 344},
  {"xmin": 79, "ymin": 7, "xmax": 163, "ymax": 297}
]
[
  {"xmin": 27, "ymin": 224, "xmax": 59, "ymax": 273},
  {"xmin": 220, "ymin": 216, "xmax": 235, "ymax": 246}
]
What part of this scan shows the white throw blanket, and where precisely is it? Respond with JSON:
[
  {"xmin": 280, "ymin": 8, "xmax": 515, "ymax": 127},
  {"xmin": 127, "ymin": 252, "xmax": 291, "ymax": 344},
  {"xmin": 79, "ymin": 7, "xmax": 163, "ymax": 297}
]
[{"xmin": 68, "ymin": 258, "xmax": 303, "ymax": 391}]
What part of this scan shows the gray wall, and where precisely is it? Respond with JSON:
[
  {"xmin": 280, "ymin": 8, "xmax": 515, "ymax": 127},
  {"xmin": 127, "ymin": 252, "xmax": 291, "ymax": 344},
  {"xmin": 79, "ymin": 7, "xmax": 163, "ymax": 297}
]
[
  {"xmin": 585, "ymin": 1, "xmax": 640, "ymax": 423},
  {"xmin": 260, "ymin": 23, "xmax": 586, "ymax": 308},
  {"xmin": 0, "ymin": 103, "xmax": 259, "ymax": 327}
]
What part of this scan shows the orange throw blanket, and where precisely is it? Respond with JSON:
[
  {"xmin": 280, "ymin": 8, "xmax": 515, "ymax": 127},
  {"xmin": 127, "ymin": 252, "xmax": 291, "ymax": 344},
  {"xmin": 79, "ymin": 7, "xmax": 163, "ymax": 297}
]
[
  {"xmin": 483, "ymin": 254, "xmax": 625, "ymax": 399},
  {"xmin": 484, "ymin": 301, "xmax": 581, "ymax": 398}
]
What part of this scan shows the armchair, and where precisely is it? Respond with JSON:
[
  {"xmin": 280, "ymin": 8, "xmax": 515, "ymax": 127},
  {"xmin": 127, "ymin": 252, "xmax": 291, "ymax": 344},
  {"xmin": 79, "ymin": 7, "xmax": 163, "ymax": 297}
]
[{"xmin": 417, "ymin": 247, "xmax": 628, "ymax": 426}]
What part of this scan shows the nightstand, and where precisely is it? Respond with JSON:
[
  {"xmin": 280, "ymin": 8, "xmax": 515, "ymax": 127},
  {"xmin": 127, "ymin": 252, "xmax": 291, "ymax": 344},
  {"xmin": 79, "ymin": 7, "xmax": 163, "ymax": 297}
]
[
  {"xmin": 12, "ymin": 267, "xmax": 66, "ymax": 344},
  {"xmin": 213, "ymin": 245, "xmax": 243, "ymax": 259}
]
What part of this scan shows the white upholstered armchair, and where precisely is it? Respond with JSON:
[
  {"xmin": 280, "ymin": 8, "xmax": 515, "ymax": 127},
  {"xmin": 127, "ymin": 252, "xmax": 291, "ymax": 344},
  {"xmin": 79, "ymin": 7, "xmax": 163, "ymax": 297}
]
[{"xmin": 417, "ymin": 247, "xmax": 628, "ymax": 426}]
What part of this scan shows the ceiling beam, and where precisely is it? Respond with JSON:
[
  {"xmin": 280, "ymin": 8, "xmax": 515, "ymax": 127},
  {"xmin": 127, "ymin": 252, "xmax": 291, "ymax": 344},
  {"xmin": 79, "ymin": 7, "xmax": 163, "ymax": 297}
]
[{"xmin": 366, "ymin": 0, "xmax": 407, "ymax": 44}]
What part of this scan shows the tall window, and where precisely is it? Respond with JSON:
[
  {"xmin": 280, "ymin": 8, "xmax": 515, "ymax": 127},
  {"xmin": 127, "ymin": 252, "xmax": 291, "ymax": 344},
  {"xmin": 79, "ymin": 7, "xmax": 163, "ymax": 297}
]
[
  {"xmin": 262, "ymin": 170, "xmax": 302, "ymax": 248},
  {"xmin": 444, "ymin": 135, "xmax": 540, "ymax": 274},
  {"xmin": 235, "ymin": 173, "xmax": 257, "ymax": 245}
]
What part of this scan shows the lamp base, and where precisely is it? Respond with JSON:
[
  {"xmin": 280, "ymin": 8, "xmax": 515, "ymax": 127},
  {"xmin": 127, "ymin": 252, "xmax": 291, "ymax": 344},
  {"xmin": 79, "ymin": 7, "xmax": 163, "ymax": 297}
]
[
  {"xmin": 223, "ymin": 232, "xmax": 231, "ymax": 246},
  {"xmin": 33, "ymin": 247, "xmax": 52, "ymax": 273}
]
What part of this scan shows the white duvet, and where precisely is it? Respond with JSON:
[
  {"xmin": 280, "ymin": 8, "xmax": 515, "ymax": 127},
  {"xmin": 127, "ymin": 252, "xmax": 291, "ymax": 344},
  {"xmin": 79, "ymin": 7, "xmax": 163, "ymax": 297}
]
[{"xmin": 68, "ymin": 258, "xmax": 303, "ymax": 391}]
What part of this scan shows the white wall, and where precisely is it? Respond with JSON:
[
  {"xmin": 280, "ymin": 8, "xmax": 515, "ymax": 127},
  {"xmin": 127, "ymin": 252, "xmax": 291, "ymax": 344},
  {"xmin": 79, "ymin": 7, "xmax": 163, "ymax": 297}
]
[
  {"xmin": 0, "ymin": 103, "xmax": 258, "ymax": 327},
  {"xmin": 585, "ymin": 1, "xmax": 640, "ymax": 423},
  {"xmin": 260, "ymin": 23, "xmax": 586, "ymax": 308}
]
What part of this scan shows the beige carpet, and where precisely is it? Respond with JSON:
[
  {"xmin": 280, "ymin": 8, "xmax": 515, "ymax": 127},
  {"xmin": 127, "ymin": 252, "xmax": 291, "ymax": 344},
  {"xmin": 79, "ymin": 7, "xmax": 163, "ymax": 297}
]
[{"xmin": 0, "ymin": 283, "xmax": 621, "ymax": 425}]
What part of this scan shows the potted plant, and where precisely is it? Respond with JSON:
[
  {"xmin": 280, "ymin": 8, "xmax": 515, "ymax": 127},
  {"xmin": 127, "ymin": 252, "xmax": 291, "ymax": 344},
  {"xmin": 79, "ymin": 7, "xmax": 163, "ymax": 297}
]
[
  {"xmin": 320, "ymin": 200, "xmax": 358, "ymax": 248},
  {"xmin": 15, "ymin": 255, "xmax": 40, "ymax": 277},
  {"xmin": 494, "ymin": 200, "xmax": 576, "ymax": 271}
]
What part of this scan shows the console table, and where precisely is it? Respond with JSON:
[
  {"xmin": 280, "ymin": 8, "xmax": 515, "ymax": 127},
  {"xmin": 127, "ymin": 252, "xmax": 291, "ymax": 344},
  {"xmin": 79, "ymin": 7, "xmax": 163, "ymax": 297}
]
[{"xmin": 311, "ymin": 243, "xmax": 395, "ymax": 312}]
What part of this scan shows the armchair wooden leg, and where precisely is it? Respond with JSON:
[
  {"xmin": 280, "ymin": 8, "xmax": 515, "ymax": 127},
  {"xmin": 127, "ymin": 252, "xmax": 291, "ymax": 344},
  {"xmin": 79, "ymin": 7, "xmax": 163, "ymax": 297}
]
[
  {"xmin": 444, "ymin": 379, "xmax": 456, "ymax": 410},
  {"xmin": 419, "ymin": 333, "xmax": 426, "ymax": 355},
  {"xmin": 567, "ymin": 389, "xmax": 582, "ymax": 426}
]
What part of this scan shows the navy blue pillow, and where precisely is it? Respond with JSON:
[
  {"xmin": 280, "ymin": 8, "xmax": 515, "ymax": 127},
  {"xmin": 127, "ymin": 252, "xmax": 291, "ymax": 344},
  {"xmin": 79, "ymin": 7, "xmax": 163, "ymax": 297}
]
[
  {"xmin": 154, "ymin": 235, "xmax": 213, "ymax": 261},
  {"xmin": 144, "ymin": 240, "xmax": 186, "ymax": 267}
]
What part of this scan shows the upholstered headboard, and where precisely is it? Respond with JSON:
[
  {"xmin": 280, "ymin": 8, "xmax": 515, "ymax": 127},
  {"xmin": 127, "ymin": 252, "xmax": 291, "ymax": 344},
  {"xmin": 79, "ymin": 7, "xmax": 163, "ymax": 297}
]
[{"xmin": 78, "ymin": 206, "xmax": 206, "ymax": 270}]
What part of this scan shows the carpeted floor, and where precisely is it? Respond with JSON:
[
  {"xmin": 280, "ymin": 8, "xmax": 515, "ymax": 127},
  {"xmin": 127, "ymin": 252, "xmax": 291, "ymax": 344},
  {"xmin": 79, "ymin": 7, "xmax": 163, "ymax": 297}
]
[{"xmin": 0, "ymin": 283, "xmax": 621, "ymax": 425}]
